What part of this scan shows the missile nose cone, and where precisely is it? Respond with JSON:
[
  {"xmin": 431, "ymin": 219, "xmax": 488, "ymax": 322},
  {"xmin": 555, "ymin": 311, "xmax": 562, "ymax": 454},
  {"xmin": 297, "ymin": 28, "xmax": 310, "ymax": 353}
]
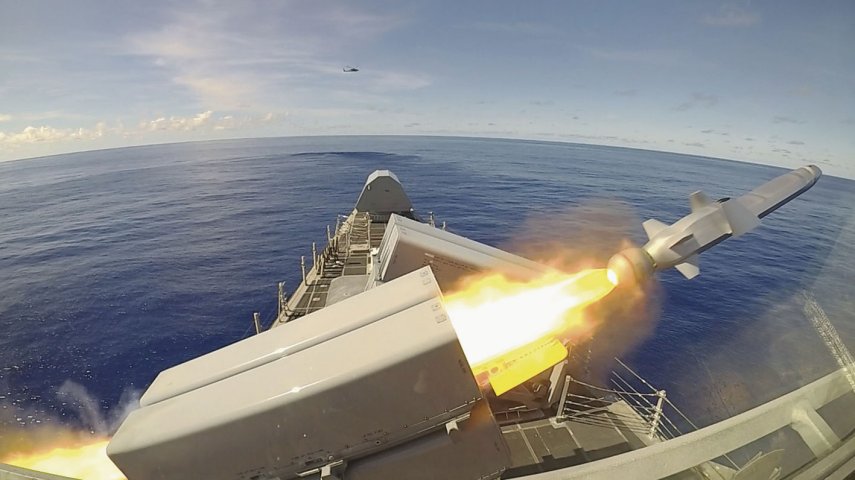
[{"xmin": 804, "ymin": 164, "xmax": 822, "ymax": 180}]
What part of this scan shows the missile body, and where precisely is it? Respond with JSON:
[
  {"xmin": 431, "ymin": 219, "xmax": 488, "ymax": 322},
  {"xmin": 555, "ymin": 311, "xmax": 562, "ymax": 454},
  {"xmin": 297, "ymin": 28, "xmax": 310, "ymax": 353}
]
[{"xmin": 607, "ymin": 165, "xmax": 821, "ymax": 285}]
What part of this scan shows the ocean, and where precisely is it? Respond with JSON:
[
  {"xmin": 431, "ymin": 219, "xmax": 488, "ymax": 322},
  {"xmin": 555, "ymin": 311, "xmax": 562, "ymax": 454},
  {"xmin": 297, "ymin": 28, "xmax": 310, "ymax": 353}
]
[{"xmin": 1, "ymin": 135, "xmax": 853, "ymax": 444}]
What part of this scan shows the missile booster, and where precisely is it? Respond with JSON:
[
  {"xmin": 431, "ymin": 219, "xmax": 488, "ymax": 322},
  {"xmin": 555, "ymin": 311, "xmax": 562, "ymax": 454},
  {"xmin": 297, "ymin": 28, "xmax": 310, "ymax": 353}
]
[{"xmin": 607, "ymin": 165, "xmax": 822, "ymax": 286}]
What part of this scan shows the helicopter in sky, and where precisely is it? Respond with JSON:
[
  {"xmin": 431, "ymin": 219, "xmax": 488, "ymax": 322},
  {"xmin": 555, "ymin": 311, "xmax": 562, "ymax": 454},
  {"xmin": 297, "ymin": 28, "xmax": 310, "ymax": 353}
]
[{"xmin": 343, "ymin": 65, "xmax": 359, "ymax": 72}]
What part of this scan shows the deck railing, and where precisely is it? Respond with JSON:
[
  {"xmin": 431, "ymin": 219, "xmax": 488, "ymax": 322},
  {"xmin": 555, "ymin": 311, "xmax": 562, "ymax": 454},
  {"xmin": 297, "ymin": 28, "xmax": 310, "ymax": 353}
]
[
  {"xmin": 541, "ymin": 366, "xmax": 854, "ymax": 479},
  {"xmin": 558, "ymin": 358, "xmax": 699, "ymax": 442}
]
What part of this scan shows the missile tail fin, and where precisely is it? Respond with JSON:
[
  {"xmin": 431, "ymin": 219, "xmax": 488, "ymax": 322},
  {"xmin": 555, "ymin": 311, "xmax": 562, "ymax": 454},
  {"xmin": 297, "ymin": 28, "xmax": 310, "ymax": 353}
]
[
  {"xmin": 689, "ymin": 191, "xmax": 713, "ymax": 212},
  {"xmin": 675, "ymin": 255, "xmax": 700, "ymax": 279},
  {"xmin": 642, "ymin": 219, "xmax": 669, "ymax": 240},
  {"xmin": 722, "ymin": 199, "xmax": 761, "ymax": 237}
]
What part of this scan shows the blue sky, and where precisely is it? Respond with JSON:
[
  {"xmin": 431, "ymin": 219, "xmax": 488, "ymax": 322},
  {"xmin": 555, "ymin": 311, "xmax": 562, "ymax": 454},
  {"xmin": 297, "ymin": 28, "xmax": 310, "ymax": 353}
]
[{"xmin": 1, "ymin": 1, "xmax": 853, "ymax": 177}]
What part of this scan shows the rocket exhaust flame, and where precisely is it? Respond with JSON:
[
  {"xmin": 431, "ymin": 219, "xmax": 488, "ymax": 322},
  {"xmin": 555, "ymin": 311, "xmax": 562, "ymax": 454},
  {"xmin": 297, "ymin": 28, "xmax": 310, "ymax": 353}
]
[
  {"xmin": 607, "ymin": 268, "xmax": 619, "ymax": 286},
  {"xmin": 445, "ymin": 269, "xmax": 616, "ymax": 395},
  {"xmin": 1, "ymin": 381, "xmax": 137, "ymax": 479},
  {"xmin": 2, "ymin": 438, "xmax": 125, "ymax": 479}
]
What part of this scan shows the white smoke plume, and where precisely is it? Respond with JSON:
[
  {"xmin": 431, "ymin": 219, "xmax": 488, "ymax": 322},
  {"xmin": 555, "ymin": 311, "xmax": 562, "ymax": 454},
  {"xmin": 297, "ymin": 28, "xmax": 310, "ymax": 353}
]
[{"xmin": 0, "ymin": 380, "xmax": 140, "ymax": 459}]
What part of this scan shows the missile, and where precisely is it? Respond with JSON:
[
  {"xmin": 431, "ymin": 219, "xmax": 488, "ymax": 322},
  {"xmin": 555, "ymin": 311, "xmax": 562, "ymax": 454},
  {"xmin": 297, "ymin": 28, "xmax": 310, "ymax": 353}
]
[{"xmin": 607, "ymin": 165, "xmax": 821, "ymax": 286}]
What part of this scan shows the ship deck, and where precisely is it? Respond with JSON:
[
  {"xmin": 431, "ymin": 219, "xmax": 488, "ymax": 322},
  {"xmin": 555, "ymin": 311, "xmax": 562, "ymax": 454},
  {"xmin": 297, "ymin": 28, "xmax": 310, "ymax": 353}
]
[
  {"xmin": 271, "ymin": 210, "xmax": 696, "ymax": 479},
  {"xmin": 276, "ymin": 211, "xmax": 392, "ymax": 323},
  {"xmin": 270, "ymin": 206, "xmax": 855, "ymax": 480},
  {"xmin": 167, "ymin": 165, "xmax": 855, "ymax": 480}
]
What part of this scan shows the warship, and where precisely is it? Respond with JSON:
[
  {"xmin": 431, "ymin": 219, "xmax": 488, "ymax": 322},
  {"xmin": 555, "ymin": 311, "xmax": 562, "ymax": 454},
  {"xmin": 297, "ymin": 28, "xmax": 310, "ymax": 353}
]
[{"xmin": 3, "ymin": 166, "xmax": 854, "ymax": 480}]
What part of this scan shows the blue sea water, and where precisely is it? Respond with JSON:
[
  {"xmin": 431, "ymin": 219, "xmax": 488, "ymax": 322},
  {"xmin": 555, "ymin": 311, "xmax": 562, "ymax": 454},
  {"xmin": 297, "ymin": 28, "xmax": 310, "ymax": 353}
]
[{"xmin": 1, "ymin": 136, "xmax": 853, "ymax": 442}]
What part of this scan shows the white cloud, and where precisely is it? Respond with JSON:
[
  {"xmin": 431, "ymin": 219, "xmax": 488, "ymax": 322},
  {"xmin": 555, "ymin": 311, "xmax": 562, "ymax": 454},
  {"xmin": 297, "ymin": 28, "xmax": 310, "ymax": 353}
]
[
  {"xmin": 171, "ymin": 75, "xmax": 259, "ymax": 110},
  {"xmin": 672, "ymin": 92, "xmax": 719, "ymax": 111},
  {"xmin": 469, "ymin": 21, "xmax": 560, "ymax": 37},
  {"xmin": 0, "ymin": 111, "xmax": 282, "ymax": 152},
  {"xmin": 212, "ymin": 112, "xmax": 281, "ymax": 131},
  {"xmin": 581, "ymin": 46, "xmax": 683, "ymax": 66},
  {"xmin": 0, "ymin": 114, "xmax": 11, "ymax": 122},
  {"xmin": 140, "ymin": 110, "xmax": 214, "ymax": 132},
  {"xmin": 613, "ymin": 90, "xmax": 638, "ymax": 97},
  {"xmin": 138, "ymin": 110, "xmax": 281, "ymax": 133},
  {"xmin": 773, "ymin": 115, "xmax": 806, "ymax": 125},
  {"xmin": 703, "ymin": 5, "xmax": 760, "ymax": 27},
  {"xmin": 370, "ymin": 71, "xmax": 432, "ymax": 91},
  {"xmin": 123, "ymin": 2, "xmax": 421, "ymax": 110},
  {"xmin": 12, "ymin": 111, "xmax": 91, "ymax": 122},
  {"xmin": 0, "ymin": 123, "xmax": 107, "ymax": 146}
]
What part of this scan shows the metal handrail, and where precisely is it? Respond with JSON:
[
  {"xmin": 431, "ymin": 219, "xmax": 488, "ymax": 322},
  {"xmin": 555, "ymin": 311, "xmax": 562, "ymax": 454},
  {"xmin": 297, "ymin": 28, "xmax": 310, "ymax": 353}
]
[{"xmin": 531, "ymin": 367, "xmax": 853, "ymax": 480}]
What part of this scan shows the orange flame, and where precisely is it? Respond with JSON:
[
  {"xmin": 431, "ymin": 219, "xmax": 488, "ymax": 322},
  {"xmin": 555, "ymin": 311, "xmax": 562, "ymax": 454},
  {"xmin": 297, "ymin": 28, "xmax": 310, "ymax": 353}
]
[
  {"xmin": 2, "ymin": 438, "xmax": 125, "ymax": 480},
  {"xmin": 445, "ymin": 268, "xmax": 616, "ymax": 394}
]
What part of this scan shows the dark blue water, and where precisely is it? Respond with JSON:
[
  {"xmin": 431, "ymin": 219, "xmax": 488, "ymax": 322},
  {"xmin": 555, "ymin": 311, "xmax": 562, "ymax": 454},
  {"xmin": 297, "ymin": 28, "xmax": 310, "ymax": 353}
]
[{"xmin": 1, "ymin": 136, "xmax": 853, "ymax": 441}]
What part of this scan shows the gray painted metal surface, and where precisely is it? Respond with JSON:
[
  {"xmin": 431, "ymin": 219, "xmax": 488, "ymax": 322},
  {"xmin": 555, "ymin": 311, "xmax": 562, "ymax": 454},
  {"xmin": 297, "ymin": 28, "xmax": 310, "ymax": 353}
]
[
  {"xmin": 354, "ymin": 170, "xmax": 413, "ymax": 215},
  {"xmin": 109, "ymin": 268, "xmax": 495, "ymax": 479},
  {"xmin": 523, "ymin": 367, "xmax": 855, "ymax": 480},
  {"xmin": 0, "ymin": 464, "xmax": 76, "ymax": 480},
  {"xmin": 140, "ymin": 267, "xmax": 443, "ymax": 406},
  {"xmin": 378, "ymin": 213, "xmax": 548, "ymax": 289}
]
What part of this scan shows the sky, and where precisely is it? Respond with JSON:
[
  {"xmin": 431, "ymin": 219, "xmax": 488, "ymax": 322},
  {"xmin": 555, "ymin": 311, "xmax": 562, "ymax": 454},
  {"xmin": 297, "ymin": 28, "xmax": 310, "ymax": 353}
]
[{"xmin": 1, "ymin": 1, "xmax": 854, "ymax": 178}]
